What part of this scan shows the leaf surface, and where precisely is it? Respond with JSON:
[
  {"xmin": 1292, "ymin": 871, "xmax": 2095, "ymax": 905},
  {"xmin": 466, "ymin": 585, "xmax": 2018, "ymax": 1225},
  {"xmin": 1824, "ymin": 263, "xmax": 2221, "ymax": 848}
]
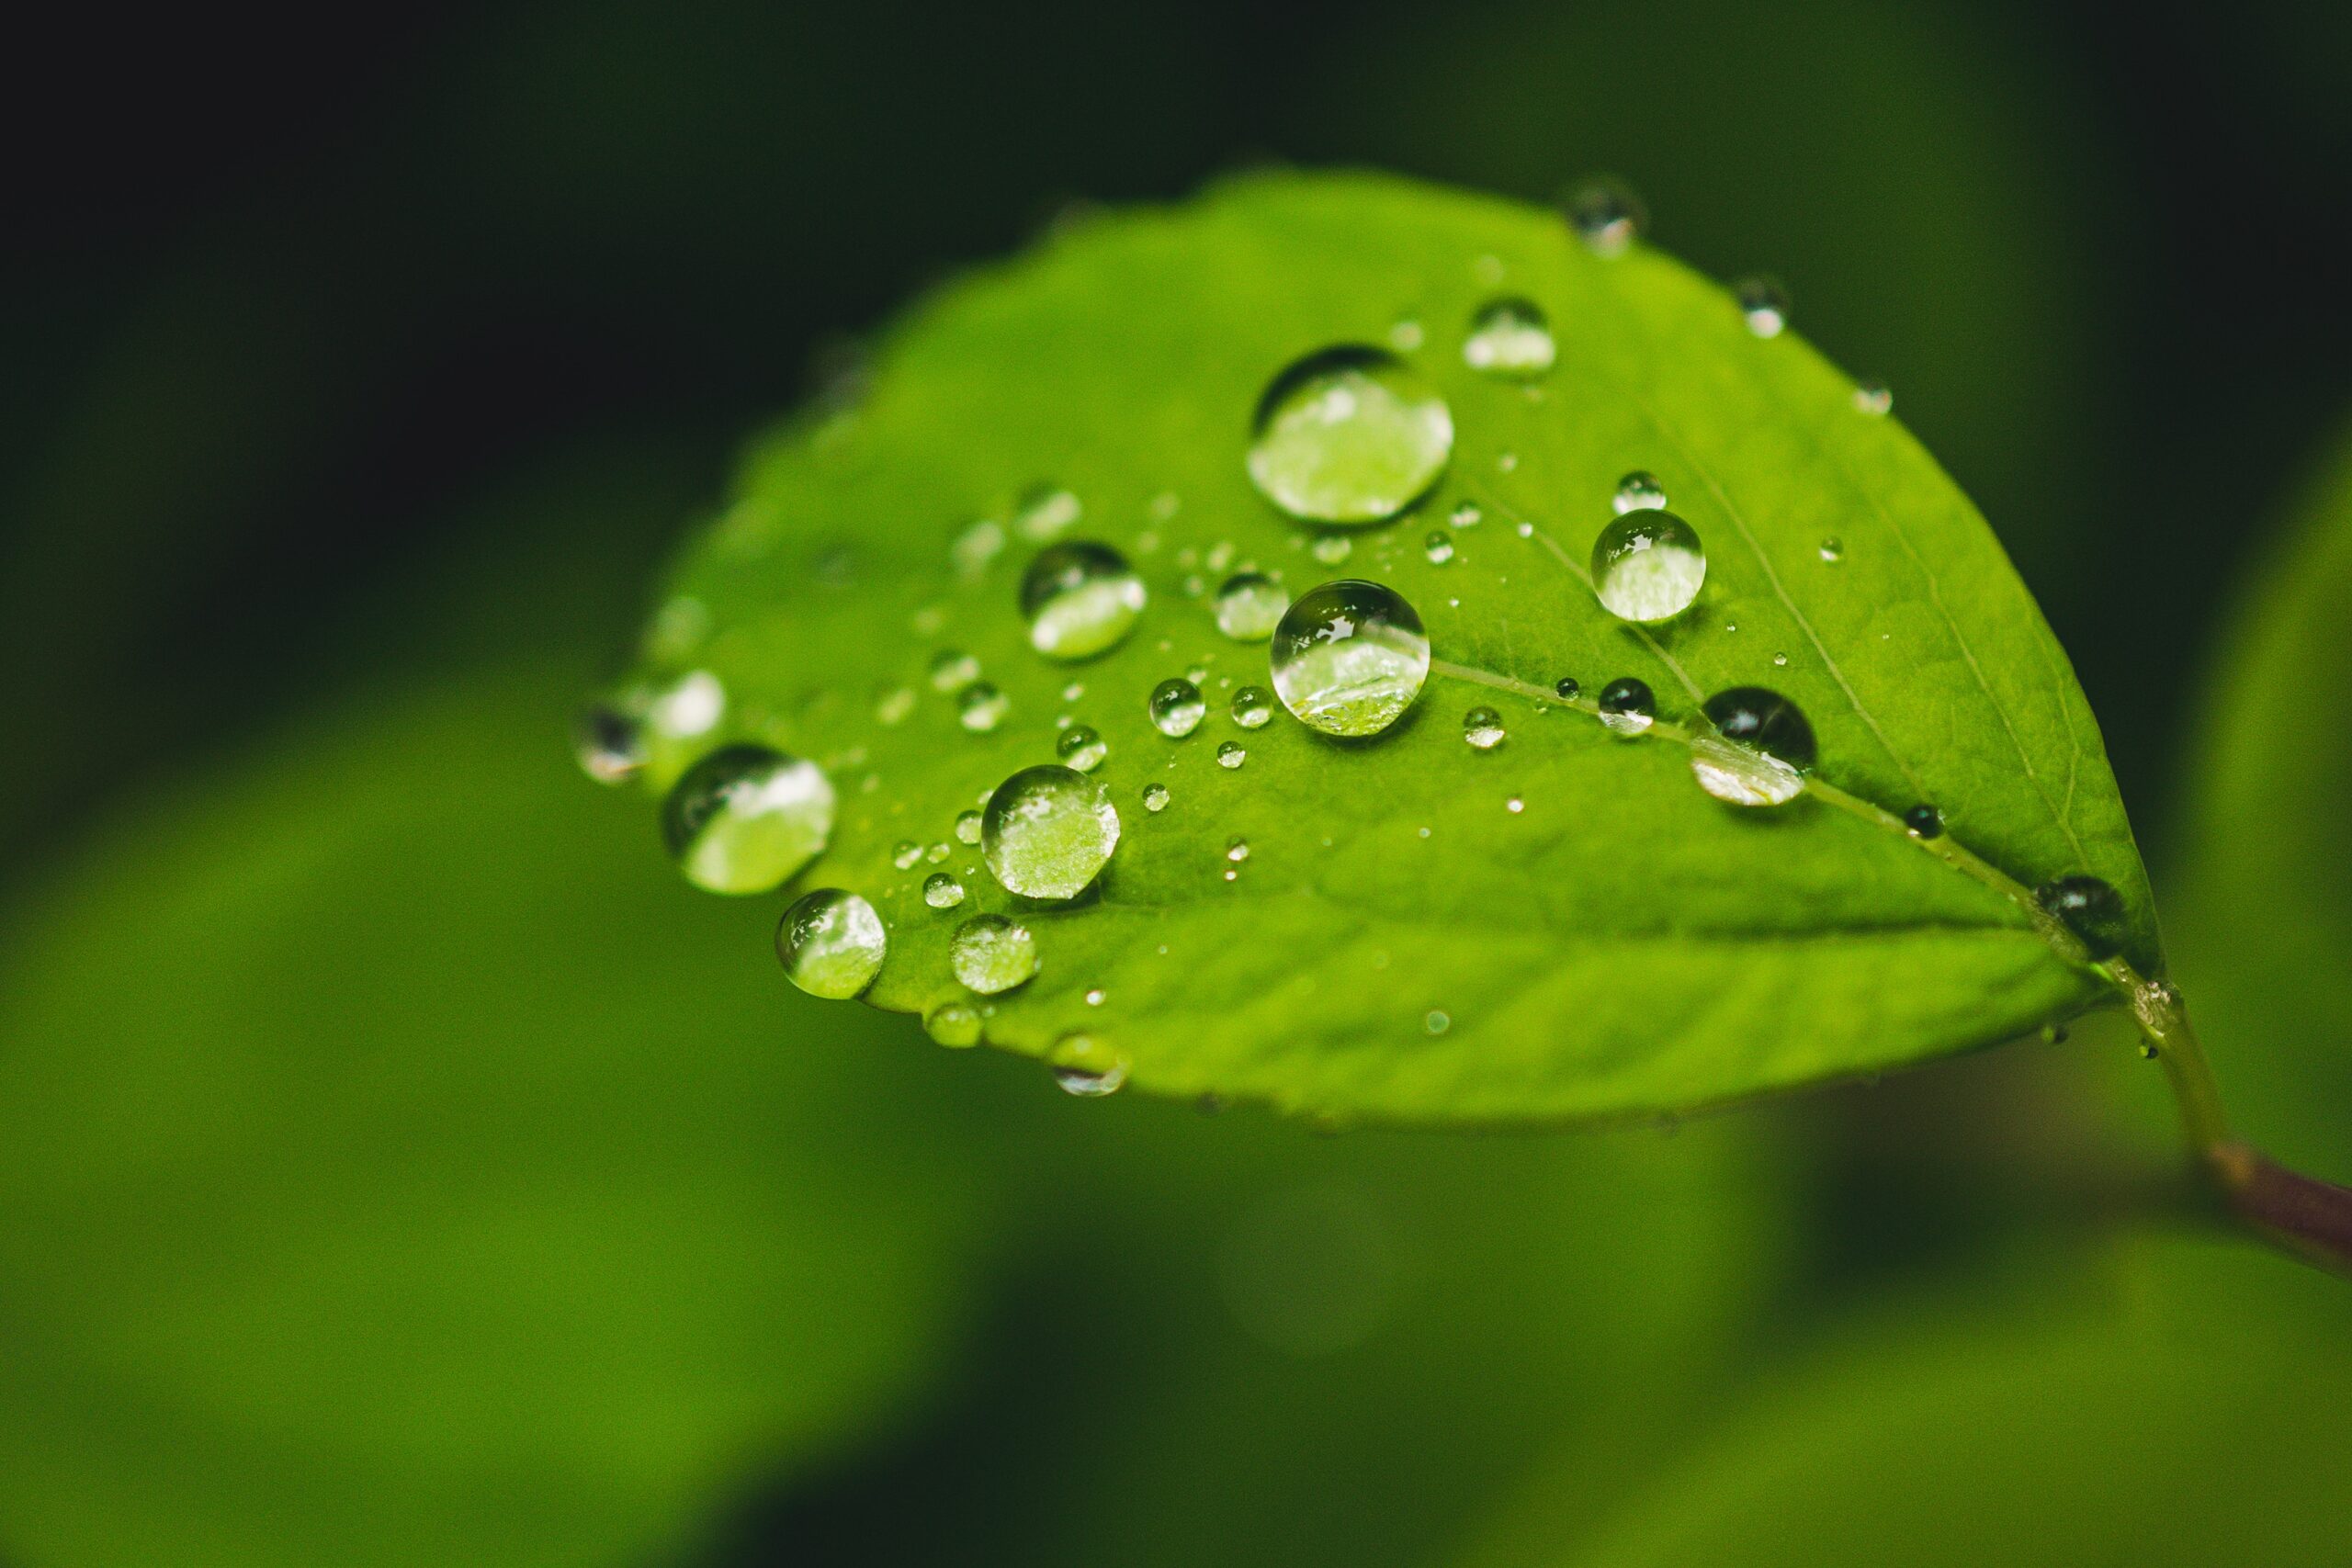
[{"xmin": 619, "ymin": 171, "xmax": 2152, "ymax": 1122}]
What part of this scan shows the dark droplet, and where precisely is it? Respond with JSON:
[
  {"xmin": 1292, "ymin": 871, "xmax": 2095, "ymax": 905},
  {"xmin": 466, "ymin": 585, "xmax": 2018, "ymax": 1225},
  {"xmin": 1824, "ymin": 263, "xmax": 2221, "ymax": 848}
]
[
  {"xmin": 1597, "ymin": 677, "xmax": 1656, "ymax": 735},
  {"xmin": 1903, "ymin": 803, "xmax": 1944, "ymax": 839},
  {"xmin": 1554, "ymin": 676, "xmax": 1581, "ymax": 700},
  {"xmin": 1701, "ymin": 687, "xmax": 1816, "ymax": 768},
  {"xmin": 2034, "ymin": 874, "xmax": 2128, "ymax": 960}
]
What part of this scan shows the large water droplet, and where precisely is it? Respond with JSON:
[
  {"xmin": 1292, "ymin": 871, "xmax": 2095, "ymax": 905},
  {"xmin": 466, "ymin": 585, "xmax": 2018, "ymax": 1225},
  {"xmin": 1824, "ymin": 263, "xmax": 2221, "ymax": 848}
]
[
  {"xmin": 1702, "ymin": 687, "xmax": 1818, "ymax": 769},
  {"xmin": 1215, "ymin": 571, "xmax": 1289, "ymax": 641},
  {"xmin": 1591, "ymin": 513, "xmax": 1706, "ymax": 623},
  {"xmin": 1057, "ymin": 726, "xmax": 1108, "ymax": 772},
  {"xmin": 662, "ymin": 745, "xmax": 835, "ymax": 895},
  {"xmin": 1149, "ymin": 677, "xmax": 1206, "ymax": 738},
  {"xmin": 951, "ymin": 914, "xmax": 1038, "ymax": 994},
  {"xmin": 959, "ymin": 682, "xmax": 1009, "ymax": 732},
  {"xmin": 1613, "ymin": 471, "xmax": 1668, "ymax": 513},
  {"xmin": 1012, "ymin": 484, "xmax": 1081, "ymax": 542},
  {"xmin": 2034, "ymin": 875, "xmax": 2128, "ymax": 959},
  {"xmin": 1270, "ymin": 580, "xmax": 1430, "ymax": 738},
  {"xmin": 1688, "ymin": 737, "xmax": 1804, "ymax": 807},
  {"xmin": 574, "ymin": 704, "xmax": 646, "ymax": 784},
  {"xmin": 1735, "ymin": 276, "xmax": 1791, "ymax": 337},
  {"xmin": 1048, "ymin": 1032, "xmax": 1127, "ymax": 1096},
  {"xmin": 1230, "ymin": 686, "xmax": 1273, "ymax": 729},
  {"xmin": 1597, "ymin": 678, "xmax": 1655, "ymax": 735},
  {"xmin": 1462, "ymin": 298, "xmax": 1555, "ymax": 378},
  {"xmin": 1247, "ymin": 346, "xmax": 1453, "ymax": 525},
  {"xmin": 775, "ymin": 888, "xmax": 887, "ymax": 998},
  {"xmin": 982, "ymin": 764, "xmax": 1121, "ymax": 899},
  {"xmin": 1022, "ymin": 542, "xmax": 1147, "ymax": 660},
  {"xmin": 1563, "ymin": 176, "xmax": 1647, "ymax": 255},
  {"xmin": 925, "ymin": 1001, "xmax": 983, "ymax": 1048},
  {"xmin": 1463, "ymin": 707, "xmax": 1506, "ymax": 749},
  {"xmin": 923, "ymin": 871, "xmax": 966, "ymax": 908}
]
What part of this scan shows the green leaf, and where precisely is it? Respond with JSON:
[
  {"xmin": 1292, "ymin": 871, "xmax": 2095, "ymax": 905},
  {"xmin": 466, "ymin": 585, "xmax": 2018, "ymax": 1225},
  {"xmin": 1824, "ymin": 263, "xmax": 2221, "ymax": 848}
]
[
  {"xmin": 0, "ymin": 659, "xmax": 992, "ymax": 1568},
  {"xmin": 2171, "ymin": 416, "xmax": 2352, "ymax": 1172},
  {"xmin": 617, "ymin": 170, "xmax": 2152, "ymax": 1123}
]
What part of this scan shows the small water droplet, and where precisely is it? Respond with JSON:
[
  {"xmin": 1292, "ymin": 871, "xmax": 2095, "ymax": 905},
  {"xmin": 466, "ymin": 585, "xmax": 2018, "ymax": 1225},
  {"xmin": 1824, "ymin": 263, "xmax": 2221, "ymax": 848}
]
[
  {"xmin": 1424, "ymin": 1010, "xmax": 1452, "ymax": 1035},
  {"xmin": 663, "ymin": 745, "xmax": 835, "ymax": 895},
  {"xmin": 1612, "ymin": 470, "xmax": 1668, "ymax": 513},
  {"xmin": 1149, "ymin": 677, "xmax": 1207, "ymax": 738},
  {"xmin": 1143, "ymin": 782, "xmax": 1170, "ymax": 812},
  {"xmin": 1222, "ymin": 837, "xmax": 1251, "ymax": 867},
  {"xmin": 775, "ymin": 889, "xmax": 887, "ymax": 999},
  {"xmin": 1819, "ymin": 536, "xmax": 1844, "ymax": 563},
  {"xmin": 1563, "ymin": 176, "xmax": 1647, "ymax": 256},
  {"xmin": 1462, "ymin": 297, "xmax": 1555, "ymax": 378},
  {"xmin": 981, "ymin": 764, "xmax": 1120, "ymax": 899},
  {"xmin": 951, "ymin": 914, "xmax": 1038, "ymax": 995},
  {"xmin": 875, "ymin": 685, "xmax": 917, "ymax": 726},
  {"xmin": 892, "ymin": 840, "xmax": 923, "ymax": 871},
  {"xmin": 958, "ymin": 682, "xmax": 1009, "ymax": 732},
  {"xmin": 1270, "ymin": 580, "xmax": 1430, "ymax": 738},
  {"xmin": 1387, "ymin": 318, "xmax": 1424, "ymax": 351},
  {"xmin": 1247, "ymin": 345, "xmax": 1453, "ymax": 525},
  {"xmin": 1496, "ymin": 451, "xmax": 1519, "ymax": 473},
  {"xmin": 1554, "ymin": 676, "xmax": 1581, "ymax": 701},
  {"xmin": 650, "ymin": 670, "xmax": 725, "ymax": 738},
  {"xmin": 922, "ymin": 871, "xmax": 966, "ymax": 908},
  {"xmin": 1771, "ymin": 652, "xmax": 1789, "ymax": 668},
  {"xmin": 930, "ymin": 649, "xmax": 980, "ymax": 692},
  {"xmin": 2139, "ymin": 1040, "xmax": 2159, "ymax": 1060},
  {"xmin": 1506, "ymin": 795, "xmax": 1524, "ymax": 813},
  {"xmin": 1735, "ymin": 276, "xmax": 1791, "ymax": 337},
  {"xmin": 926, "ymin": 841, "xmax": 950, "ymax": 863},
  {"xmin": 925, "ymin": 1001, "xmax": 983, "ymax": 1048},
  {"xmin": 1598, "ymin": 678, "xmax": 1656, "ymax": 735},
  {"xmin": 1012, "ymin": 484, "xmax": 1082, "ymax": 542},
  {"xmin": 1048, "ymin": 1031, "xmax": 1127, "ymax": 1096},
  {"xmin": 1591, "ymin": 513, "xmax": 1707, "ymax": 622},
  {"xmin": 1852, "ymin": 379, "xmax": 1893, "ymax": 416},
  {"xmin": 1904, "ymin": 803, "xmax": 1944, "ymax": 839},
  {"xmin": 1086, "ymin": 987, "xmax": 1107, "ymax": 1006},
  {"xmin": 2041, "ymin": 1022, "xmax": 2070, "ymax": 1045},
  {"xmin": 1057, "ymin": 726, "xmax": 1108, "ymax": 772},
  {"xmin": 1217, "ymin": 740, "xmax": 1248, "ymax": 769},
  {"xmin": 2034, "ymin": 875, "xmax": 2128, "ymax": 959},
  {"xmin": 953, "ymin": 518, "xmax": 1007, "ymax": 576},
  {"xmin": 1450, "ymin": 502, "xmax": 1482, "ymax": 529},
  {"xmin": 954, "ymin": 809, "xmax": 983, "ymax": 845},
  {"xmin": 1022, "ymin": 542, "xmax": 1147, "ymax": 660},
  {"xmin": 1312, "ymin": 535, "xmax": 1353, "ymax": 565},
  {"xmin": 1423, "ymin": 531, "xmax": 1454, "ymax": 564},
  {"xmin": 1214, "ymin": 571, "xmax": 1289, "ymax": 641},
  {"xmin": 1514, "ymin": 520, "xmax": 1534, "ymax": 538},
  {"xmin": 1206, "ymin": 541, "xmax": 1236, "ymax": 573},
  {"xmin": 1230, "ymin": 685, "xmax": 1274, "ymax": 729},
  {"xmin": 1061, "ymin": 681, "xmax": 1086, "ymax": 702},
  {"xmin": 573, "ymin": 705, "xmax": 646, "ymax": 784},
  {"xmin": 1462, "ymin": 706, "xmax": 1507, "ymax": 749}
]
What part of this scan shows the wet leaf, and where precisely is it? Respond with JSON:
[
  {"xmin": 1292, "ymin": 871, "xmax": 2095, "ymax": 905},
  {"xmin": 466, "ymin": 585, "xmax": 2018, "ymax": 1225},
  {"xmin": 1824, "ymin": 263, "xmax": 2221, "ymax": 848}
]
[{"xmin": 612, "ymin": 171, "xmax": 2151, "ymax": 1123}]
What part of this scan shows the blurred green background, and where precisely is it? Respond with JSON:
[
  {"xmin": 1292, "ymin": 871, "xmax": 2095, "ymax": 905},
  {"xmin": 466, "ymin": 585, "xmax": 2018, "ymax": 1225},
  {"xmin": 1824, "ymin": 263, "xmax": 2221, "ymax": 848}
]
[{"xmin": 3, "ymin": 1, "xmax": 2349, "ymax": 1563}]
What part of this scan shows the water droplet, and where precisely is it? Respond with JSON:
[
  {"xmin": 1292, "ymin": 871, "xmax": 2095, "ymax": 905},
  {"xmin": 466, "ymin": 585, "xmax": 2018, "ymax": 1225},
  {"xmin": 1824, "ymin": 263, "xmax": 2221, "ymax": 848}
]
[
  {"xmin": 1149, "ymin": 677, "xmax": 1207, "ymax": 738},
  {"xmin": 925, "ymin": 1001, "xmax": 983, "ymax": 1048},
  {"xmin": 1061, "ymin": 681, "xmax": 1086, "ymax": 702},
  {"xmin": 1735, "ymin": 276, "xmax": 1791, "ymax": 337},
  {"xmin": 1598, "ymin": 678, "xmax": 1655, "ymax": 735},
  {"xmin": 1904, "ymin": 804, "xmax": 1944, "ymax": 839},
  {"xmin": 958, "ymin": 682, "xmax": 1009, "ymax": 732},
  {"xmin": 1021, "ymin": 542, "xmax": 1147, "ymax": 660},
  {"xmin": 1048, "ymin": 1032, "xmax": 1127, "ymax": 1096},
  {"xmin": 930, "ymin": 649, "xmax": 980, "ymax": 692},
  {"xmin": 1591, "ymin": 513, "xmax": 1707, "ymax": 622},
  {"xmin": 1818, "ymin": 536, "xmax": 1844, "ymax": 563},
  {"xmin": 1270, "ymin": 580, "xmax": 1430, "ymax": 738},
  {"xmin": 1086, "ymin": 987, "xmax": 1107, "ymax": 1006},
  {"xmin": 1387, "ymin": 318, "xmax": 1424, "ymax": 351},
  {"xmin": 1012, "ymin": 483, "xmax": 1081, "ymax": 542},
  {"xmin": 1462, "ymin": 298, "xmax": 1555, "ymax": 378},
  {"xmin": 573, "ymin": 705, "xmax": 645, "ymax": 784},
  {"xmin": 774, "ymin": 889, "xmax": 887, "ymax": 999},
  {"xmin": 1143, "ymin": 782, "xmax": 1170, "ymax": 813},
  {"xmin": 1057, "ymin": 726, "xmax": 1108, "ymax": 772},
  {"xmin": 952, "ymin": 518, "xmax": 1006, "ymax": 576},
  {"xmin": 1612, "ymin": 470, "xmax": 1668, "ymax": 513},
  {"xmin": 1223, "ymin": 837, "xmax": 1251, "ymax": 867},
  {"xmin": 951, "ymin": 914, "xmax": 1039, "ymax": 994},
  {"xmin": 982, "ymin": 764, "xmax": 1120, "ymax": 899},
  {"xmin": 1852, "ymin": 379, "xmax": 1893, "ymax": 415},
  {"xmin": 1217, "ymin": 740, "xmax": 1248, "ymax": 769},
  {"xmin": 1506, "ymin": 795, "xmax": 1524, "ymax": 813},
  {"xmin": 1423, "ymin": 531, "xmax": 1454, "ymax": 564},
  {"xmin": 1450, "ymin": 502, "xmax": 1482, "ymax": 529},
  {"xmin": 1312, "ymin": 534, "xmax": 1354, "ymax": 565},
  {"xmin": 923, "ymin": 871, "xmax": 966, "ymax": 908},
  {"xmin": 1207, "ymin": 541, "xmax": 1236, "ymax": 572},
  {"xmin": 1214, "ymin": 571, "xmax": 1289, "ymax": 641},
  {"xmin": 1247, "ymin": 346, "xmax": 1453, "ymax": 525},
  {"xmin": 1704, "ymin": 687, "xmax": 1817, "ymax": 768},
  {"xmin": 1554, "ymin": 676, "xmax": 1581, "ymax": 701},
  {"xmin": 1563, "ymin": 176, "xmax": 1647, "ymax": 256},
  {"xmin": 2042, "ymin": 1023, "xmax": 2070, "ymax": 1045},
  {"xmin": 1496, "ymin": 451, "xmax": 1519, "ymax": 473},
  {"xmin": 892, "ymin": 840, "xmax": 923, "ymax": 871},
  {"xmin": 650, "ymin": 670, "xmax": 725, "ymax": 738},
  {"xmin": 1772, "ymin": 652, "xmax": 1790, "ymax": 668},
  {"xmin": 2034, "ymin": 875, "xmax": 2128, "ymax": 959},
  {"xmin": 1230, "ymin": 686, "xmax": 1274, "ymax": 729},
  {"xmin": 1424, "ymin": 1010, "xmax": 1452, "ymax": 1035},
  {"xmin": 663, "ymin": 745, "xmax": 835, "ymax": 895},
  {"xmin": 927, "ymin": 841, "xmax": 950, "ymax": 863},
  {"xmin": 954, "ymin": 809, "xmax": 983, "ymax": 845},
  {"xmin": 875, "ymin": 685, "xmax": 917, "ymax": 726},
  {"xmin": 1462, "ymin": 706, "xmax": 1507, "ymax": 749}
]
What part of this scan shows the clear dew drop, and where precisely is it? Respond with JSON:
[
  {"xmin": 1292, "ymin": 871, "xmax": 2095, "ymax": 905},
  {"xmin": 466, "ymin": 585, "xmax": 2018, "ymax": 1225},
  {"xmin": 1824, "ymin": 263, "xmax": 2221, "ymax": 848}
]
[
  {"xmin": 930, "ymin": 649, "xmax": 980, "ymax": 692},
  {"xmin": 1819, "ymin": 536, "xmax": 1844, "ymax": 563},
  {"xmin": 1462, "ymin": 297, "xmax": 1556, "ymax": 378},
  {"xmin": 1226, "ymin": 836, "xmax": 1250, "ymax": 863},
  {"xmin": 1597, "ymin": 678, "xmax": 1656, "ymax": 735},
  {"xmin": 1143, "ymin": 782, "xmax": 1171, "ymax": 813},
  {"xmin": 874, "ymin": 685, "xmax": 917, "ymax": 726},
  {"xmin": 2034, "ymin": 875, "xmax": 2129, "ymax": 960},
  {"xmin": 958, "ymin": 682, "xmax": 1009, "ymax": 732},
  {"xmin": 1905, "ymin": 803, "xmax": 1944, "ymax": 839},
  {"xmin": 981, "ymin": 764, "xmax": 1121, "ymax": 899},
  {"xmin": 1451, "ymin": 501, "xmax": 1482, "ymax": 527},
  {"xmin": 1217, "ymin": 740, "xmax": 1248, "ymax": 769},
  {"xmin": 922, "ymin": 871, "xmax": 966, "ymax": 908},
  {"xmin": 1853, "ymin": 379, "xmax": 1893, "ymax": 415},
  {"xmin": 1247, "ymin": 346, "xmax": 1453, "ymax": 525},
  {"xmin": 1057, "ymin": 726, "xmax": 1108, "ymax": 772},
  {"xmin": 952, "ymin": 518, "xmax": 1006, "ymax": 576},
  {"xmin": 1691, "ymin": 687, "xmax": 1815, "ymax": 808},
  {"xmin": 1012, "ymin": 483, "xmax": 1082, "ymax": 542},
  {"xmin": 1506, "ymin": 795, "xmax": 1524, "ymax": 813},
  {"xmin": 573, "ymin": 704, "xmax": 646, "ymax": 785},
  {"xmin": 1563, "ymin": 176, "xmax": 1647, "ymax": 255},
  {"xmin": 926, "ymin": 841, "xmax": 950, "ymax": 863},
  {"xmin": 1230, "ymin": 685, "xmax": 1274, "ymax": 729},
  {"xmin": 1214, "ymin": 571, "xmax": 1289, "ymax": 642},
  {"xmin": 662, "ymin": 745, "xmax": 836, "ymax": 895},
  {"xmin": 1612, "ymin": 470, "xmax": 1668, "ymax": 513},
  {"xmin": 954, "ymin": 809, "xmax": 983, "ymax": 845},
  {"xmin": 1424, "ymin": 531, "xmax": 1454, "ymax": 564},
  {"xmin": 1149, "ymin": 677, "xmax": 1207, "ymax": 738},
  {"xmin": 1269, "ymin": 580, "xmax": 1431, "ymax": 738},
  {"xmin": 775, "ymin": 888, "xmax": 887, "ymax": 999},
  {"xmin": 1735, "ymin": 276, "xmax": 1791, "ymax": 337},
  {"xmin": 1424, "ymin": 1010, "xmax": 1452, "ymax": 1035},
  {"xmin": 950, "ymin": 914, "xmax": 1039, "ymax": 995},
  {"xmin": 924, "ymin": 1001, "xmax": 983, "ymax": 1048},
  {"xmin": 1462, "ymin": 706, "xmax": 1507, "ymax": 749},
  {"xmin": 1048, "ymin": 1032, "xmax": 1128, "ymax": 1097},
  {"xmin": 1311, "ymin": 535, "xmax": 1353, "ymax": 565},
  {"xmin": 1021, "ymin": 542, "xmax": 1147, "ymax": 660},
  {"xmin": 1772, "ymin": 651, "xmax": 1790, "ymax": 668},
  {"xmin": 649, "ymin": 670, "xmax": 725, "ymax": 739},
  {"xmin": 1591, "ymin": 512, "xmax": 1707, "ymax": 623},
  {"xmin": 892, "ymin": 840, "xmax": 923, "ymax": 871},
  {"xmin": 1554, "ymin": 676, "xmax": 1581, "ymax": 700}
]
